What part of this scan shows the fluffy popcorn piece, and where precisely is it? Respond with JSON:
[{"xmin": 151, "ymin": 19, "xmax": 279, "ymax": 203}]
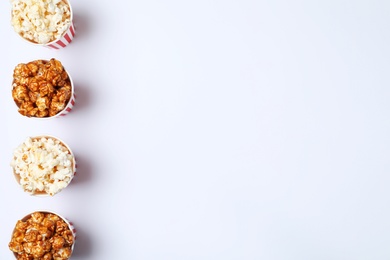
[
  {"xmin": 11, "ymin": 136, "xmax": 75, "ymax": 196},
  {"xmin": 11, "ymin": 0, "xmax": 72, "ymax": 44},
  {"xmin": 9, "ymin": 212, "xmax": 75, "ymax": 260}
]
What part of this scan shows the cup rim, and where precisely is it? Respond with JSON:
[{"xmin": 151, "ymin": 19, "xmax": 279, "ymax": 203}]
[
  {"xmin": 12, "ymin": 59, "xmax": 75, "ymax": 120},
  {"xmin": 12, "ymin": 135, "xmax": 76, "ymax": 197},
  {"xmin": 11, "ymin": 0, "xmax": 74, "ymax": 46},
  {"xmin": 11, "ymin": 210, "xmax": 76, "ymax": 259}
]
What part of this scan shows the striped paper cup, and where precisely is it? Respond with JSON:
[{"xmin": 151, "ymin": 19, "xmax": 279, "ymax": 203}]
[
  {"xmin": 11, "ymin": 135, "xmax": 76, "ymax": 197},
  {"xmin": 12, "ymin": 59, "xmax": 76, "ymax": 119},
  {"xmin": 9, "ymin": 211, "xmax": 76, "ymax": 259},
  {"xmin": 11, "ymin": 0, "xmax": 75, "ymax": 49}
]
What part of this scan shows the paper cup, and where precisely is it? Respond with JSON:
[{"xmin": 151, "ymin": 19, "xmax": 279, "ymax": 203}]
[
  {"xmin": 11, "ymin": 135, "xmax": 76, "ymax": 196},
  {"xmin": 11, "ymin": 0, "xmax": 75, "ymax": 49},
  {"xmin": 9, "ymin": 211, "xmax": 76, "ymax": 259},
  {"xmin": 12, "ymin": 59, "xmax": 76, "ymax": 119}
]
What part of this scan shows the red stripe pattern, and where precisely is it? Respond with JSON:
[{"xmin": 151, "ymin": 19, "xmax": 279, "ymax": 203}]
[{"xmin": 47, "ymin": 22, "xmax": 75, "ymax": 50}]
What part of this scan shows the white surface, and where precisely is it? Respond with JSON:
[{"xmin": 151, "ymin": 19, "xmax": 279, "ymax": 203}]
[{"xmin": 0, "ymin": 0, "xmax": 390, "ymax": 259}]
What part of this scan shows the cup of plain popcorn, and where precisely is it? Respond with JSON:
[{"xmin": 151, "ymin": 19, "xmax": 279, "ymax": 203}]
[
  {"xmin": 9, "ymin": 210, "xmax": 76, "ymax": 259},
  {"xmin": 12, "ymin": 58, "xmax": 76, "ymax": 119},
  {"xmin": 11, "ymin": 0, "xmax": 75, "ymax": 49},
  {"xmin": 11, "ymin": 135, "xmax": 76, "ymax": 196}
]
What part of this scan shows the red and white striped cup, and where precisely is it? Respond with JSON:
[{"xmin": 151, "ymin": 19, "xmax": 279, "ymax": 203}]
[
  {"xmin": 12, "ymin": 135, "xmax": 77, "ymax": 197},
  {"xmin": 10, "ymin": 211, "xmax": 76, "ymax": 259},
  {"xmin": 12, "ymin": 59, "xmax": 76, "ymax": 119},
  {"xmin": 12, "ymin": 0, "xmax": 75, "ymax": 49}
]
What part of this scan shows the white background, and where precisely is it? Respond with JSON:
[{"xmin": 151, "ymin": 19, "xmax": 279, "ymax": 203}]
[{"xmin": 0, "ymin": 0, "xmax": 389, "ymax": 259}]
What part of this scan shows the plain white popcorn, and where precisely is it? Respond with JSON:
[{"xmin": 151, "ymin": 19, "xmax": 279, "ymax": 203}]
[
  {"xmin": 11, "ymin": 136, "xmax": 74, "ymax": 196},
  {"xmin": 11, "ymin": 0, "xmax": 72, "ymax": 44}
]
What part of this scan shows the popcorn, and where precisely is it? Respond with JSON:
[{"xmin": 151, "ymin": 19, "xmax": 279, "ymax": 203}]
[
  {"xmin": 11, "ymin": 136, "xmax": 75, "ymax": 196},
  {"xmin": 9, "ymin": 211, "xmax": 75, "ymax": 260},
  {"xmin": 11, "ymin": 0, "xmax": 72, "ymax": 44},
  {"xmin": 12, "ymin": 58, "xmax": 73, "ymax": 118}
]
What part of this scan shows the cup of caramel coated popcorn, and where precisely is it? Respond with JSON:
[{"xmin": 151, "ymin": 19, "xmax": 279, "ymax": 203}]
[
  {"xmin": 12, "ymin": 58, "xmax": 76, "ymax": 119},
  {"xmin": 9, "ymin": 211, "xmax": 76, "ymax": 260},
  {"xmin": 11, "ymin": 135, "xmax": 76, "ymax": 196},
  {"xmin": 11, "ymin": 0, "xmax": 75, "ymax": 49}
]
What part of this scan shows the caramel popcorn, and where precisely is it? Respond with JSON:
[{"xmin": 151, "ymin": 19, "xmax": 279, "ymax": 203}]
[
  {"xmin": 11, "ymin": 0, "xmax": 72, "ymax": 44},
  {"xmin": 11, "ymin": 136, "xmax": 75, "ymax": 196},
  {"xmin": 9, "ymin": 212, "xmax": 75, "ymax": 260},
  {"xmin": 12, "ymin": 58, "xmax": 72, "ymax": 118}
]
